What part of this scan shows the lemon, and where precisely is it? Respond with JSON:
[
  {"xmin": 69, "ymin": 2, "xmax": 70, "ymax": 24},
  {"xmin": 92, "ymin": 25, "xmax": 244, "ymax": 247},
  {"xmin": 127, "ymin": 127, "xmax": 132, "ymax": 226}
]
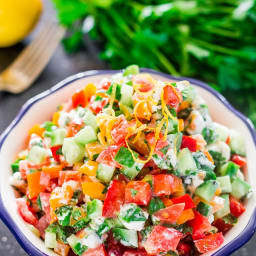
[{"xmin": 0, "ymin": 0, "xmax": 43, "ymax": 47}]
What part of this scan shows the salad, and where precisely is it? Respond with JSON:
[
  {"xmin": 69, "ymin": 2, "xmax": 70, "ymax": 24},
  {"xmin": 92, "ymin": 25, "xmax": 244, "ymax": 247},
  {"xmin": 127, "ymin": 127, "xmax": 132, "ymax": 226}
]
[{"xmin": 10, "ymin": 65, "xmax": 252, "ymax": 256}]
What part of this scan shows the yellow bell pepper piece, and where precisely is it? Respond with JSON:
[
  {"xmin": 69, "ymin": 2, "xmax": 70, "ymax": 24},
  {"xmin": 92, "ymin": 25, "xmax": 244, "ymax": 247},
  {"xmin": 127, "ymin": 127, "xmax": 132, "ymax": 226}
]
[
  {"xmin": 82, "ymin": 181, "xmax": 105, "ymax": 200},
  {"xmin": 29, "ymin": 124, "xmax": 45, "ymax": 137},
  {"xmin": 79, "ymin": 161, "xmax": 98, "ymax": 176},
  {"xmin": 52, "ymin": 112, "xmax": 60, "ymax": 126},
  {"xmin": 85, "ymin": 142, "xmax": 105, "ymax": 160}
]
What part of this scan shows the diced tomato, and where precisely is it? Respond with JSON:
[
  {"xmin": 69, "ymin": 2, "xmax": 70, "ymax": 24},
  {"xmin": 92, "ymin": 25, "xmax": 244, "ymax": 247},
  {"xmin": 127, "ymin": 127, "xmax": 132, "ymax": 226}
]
[
  {"xmin": 50, "ymin": 145, "xmax": 62, "ymax": 162},
  {"xmin": 172, "ymin": 194, "xmax": 196, "ymax": 210},
  {"xmin": 188, "ymin": 211, "xmax": 212, "ymax": 240},
  {"xmin": 230, "ymin": 196, "xmax": 246, "ymax": 217},
  {"xmin": 153, "ymin": 174, "xmax": 174, "ymax": 196},
  {"xmin": 40, "ymin": 172, "xmax": 51, "ymax": 187},
  {"xmin": 163, "ymin": 84, "xmax": 182, "ymax": 111},
  {"xmin": 103, "ymin": 180, "xmax": 125, "ymax": 218},
  {"xmin": 177, "ymin": 242, "xmax": 192, "ymax": 256},
  {"xmin": 194, "ymin": 232, "xmax": 224, "ymax": 254},
  {"xmin": 89, "ymin": 95, "xmax": 109, "ymax": 114},
  {"xmin": 16, "ymin": 198, "xmax": 38, "ymax": 225},
  {"xmin": 144, "ymin": 225, "xmax": 183, "ymax": 255},
  {"xmin": 97, "ymin": 145, "xmax": 122, "ymax": 168},
  {"xmin": 154, "ymin": 203, "xmax": 185, "ymax": 224},
  {"xmin": 67, "ymin": 120, "xmax": 84, "ymax": 137},
  {"xmin": 125, "ymin": 181, "xmax": 152, "ymax": 206},
  {"xmin": 146, "ymin": 133, "xmax": 169, "ymax": 157},
  {"xmin": 82, "ymin": 244, "xmax": 107, "ymax": 256},
  {"xmin": 132, "ymin": 74, "xmax": 155, "ymax": 93},
  {"xmin": 35, "ymin": 215, "xmax": 49, "ymax": 239},
  {"xmin": 39, "ymin": 192, "xmax": 51, "ymax": 222},
  {"xmin": 231, "ymin": 154, "xmax": 247, "ymax": 168},
  {"xmin": 123, "ymin": 250, "xmax": 147, "ymax": 256},
  {"xmin": 212, "ymin": 219, "xmax": 233, "ymax": 234},
  {"xmin": 98, "ymin": 78, "xmax": 111, "ymax": 90},
  {"xmin": 58, "ymin": 171, "xmax": 81, "ymax": 186},
  {"xmin": 19, "ymin": 160, "xmax": 29, "ymax": 180},
  {"xmin": 111, "ymin": 115, "xmax": 130, "ymax": 145},
  {"xmin": 72, "ymin": 89, "xmax": 87, "ymax": 108},
  {"xmin": 27, "ymin": 157, "xmax": 51, "ymax": 170},
  {"xmin": 181, "ymin": 136, "xmax": 197, "ymax": 152}
]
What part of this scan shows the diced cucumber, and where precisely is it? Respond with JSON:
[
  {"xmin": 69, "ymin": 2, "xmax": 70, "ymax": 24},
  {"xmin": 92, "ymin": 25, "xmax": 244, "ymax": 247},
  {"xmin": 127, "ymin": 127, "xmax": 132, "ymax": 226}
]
[
  {"xmin": 120, "ymin": 84, "xmax": 133, "ymax": 107},
  {"xmin": 195, "ymin": 180, "xmax": 219, "ymax": 202},
  {"xmin": 218, "ymin": 161, "xmax": 239, "ymax": 179},
  {"xmin": 118, "ymin": 204, "xmax": 148, "ymax": 231},
  {"xmin": 214, "ymin": 123, "xmax": 229, "ymax": 142},
  {"xmin": 193, "ymin": 151, "xmax": 215, "ymax": 172},
  {"xmin": 121, "ymin": 162, "xmax": 144, "ymax": 179},
  {"xmin": 231, "ymin": 177, "xmax": 251, "ymax": 199},
  {"xmin": 177, "ymin": 82, "xmax": 196, "ymax": 103},
  {"xmin": 215, "ymin": 194, "xmax": 230, "ymax": 219},
  {"xmin": 167, "ymin": 118, "xmax": 178, "ymax": 134},
  {"xmin": 75, "ymin": 126, "xmax": 97, "ymax": 146},
  {"xmin": 142, "ymin": 174, "xmax": 153, "ymax": 188},
  {"xmin": 96, "ymin": 163, "xmax": 115, "ymax": 183},
  {"xmin": 51, "ymin": 128, "xmax": 66, "ymax": 146},
  {"xmin": 82, "ymin": 109, "xmax": 98, "ymax": 132},
  {"xmin": 113, "ymin": 228, "xmax": 138, "ymax": 248},
  {"xmin": 217, "ymin": 176, "xmax": 232, "ymax": 193},
  {"xmin": 229, "ymin": 130, "xmax": 246, "ymax": 156},
  {"xmin": 87, "ymin": 199, "xmax": 103, "ymax": 219},
  {"xmin": 196, "ymin": 202, "xmax": 212, "ymax": 217},
  {"xmin": 177, "ymin": 148, "xmax": 197, "ymax": 175},
  {"xmin": 67, "ymin": 234, "xmax": 87, "ymax": 255},
  {"xmin": 45, "ymin": 231, "xmax": 57, "ymax": 249},
  {"xmin": 27, "ymin": 146, "xmax": 48, "ymax": 165},
  {"xmin": 123, "ymin": 65, "xmax": 139, "ymax": 76},
  {"xmin": 167, "ymin": 132, "xmax": 183, "ymax": 151},
  {"xmin": 62, "ymin": 138, "xmax": 85, "ymax": 165}
]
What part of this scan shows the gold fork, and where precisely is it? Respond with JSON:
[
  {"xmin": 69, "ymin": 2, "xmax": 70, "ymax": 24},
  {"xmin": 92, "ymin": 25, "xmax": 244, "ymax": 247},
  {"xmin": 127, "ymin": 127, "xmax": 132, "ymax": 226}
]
[{"xmin": 0, "ymin": 22, "xmax": 65, "ymax": 93}]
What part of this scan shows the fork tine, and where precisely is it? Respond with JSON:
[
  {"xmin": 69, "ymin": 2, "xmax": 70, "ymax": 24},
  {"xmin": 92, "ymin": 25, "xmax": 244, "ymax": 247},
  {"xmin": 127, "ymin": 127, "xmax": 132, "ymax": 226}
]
[
  {"xmin": 21, "ymin": 26, "xmax": 65, "ymax": 84},
  {"xmin": 11, "ymin": 23, "xmax": 55, "ymax": 70}
]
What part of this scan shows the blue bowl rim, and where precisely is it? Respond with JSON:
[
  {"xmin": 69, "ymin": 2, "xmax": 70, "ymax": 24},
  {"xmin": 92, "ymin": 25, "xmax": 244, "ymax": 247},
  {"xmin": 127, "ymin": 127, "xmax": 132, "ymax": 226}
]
[{"xmin": 0, "ymin": 68, "xmax": 255, "ymax": 256}]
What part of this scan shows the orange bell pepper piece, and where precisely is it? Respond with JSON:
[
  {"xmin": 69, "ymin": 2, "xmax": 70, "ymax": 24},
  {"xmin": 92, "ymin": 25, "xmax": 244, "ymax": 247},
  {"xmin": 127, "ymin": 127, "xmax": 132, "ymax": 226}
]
[
  {"xmin": 42, "ymin": 165, "xmax": 62, "ymax": 179},
  {"xmin": 135, "ymin": 101, "xmax": 152, "ymax": 120},
  {"xmin": 178, "ymin": 119, "xmax": 184, "ymax": 132},
  {"xmin": 161, "ymin": 197, "xmax": 173, "ymax": 207},
  {"xmin": 27, "ymin": 171, "xmax": 44, "ymax": 199},
  {"xmin": 79, "ymin": 161, "xmax": 98, "ymax": 176},
  {"xmin": 177, "ymin": 209, "xmax": 195, "ymax": 225},
  {"xmin": 172, "ymin": 175, "xmax": 185, "ymax": 197},
  {"xmin": 82, "ymin": 181, "xmax": 106, "ymax": 200},
  {"xmin": 29, "ymin": 124, "xmax": 45, "ymax": 137}
]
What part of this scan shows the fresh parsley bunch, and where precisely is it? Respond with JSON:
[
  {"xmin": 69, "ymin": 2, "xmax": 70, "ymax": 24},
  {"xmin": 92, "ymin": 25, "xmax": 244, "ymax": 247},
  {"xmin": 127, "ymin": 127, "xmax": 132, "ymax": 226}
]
[{"xmin": 52, "ymin": 0, "xmax": 256, "ymax": 125}]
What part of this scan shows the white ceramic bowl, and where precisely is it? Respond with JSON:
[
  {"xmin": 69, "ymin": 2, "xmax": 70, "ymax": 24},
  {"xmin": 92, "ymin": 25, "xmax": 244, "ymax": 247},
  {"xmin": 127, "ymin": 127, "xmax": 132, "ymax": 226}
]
[{"xmin": 0, "ymin": 69, "xmax": 255, "ymax": 256}]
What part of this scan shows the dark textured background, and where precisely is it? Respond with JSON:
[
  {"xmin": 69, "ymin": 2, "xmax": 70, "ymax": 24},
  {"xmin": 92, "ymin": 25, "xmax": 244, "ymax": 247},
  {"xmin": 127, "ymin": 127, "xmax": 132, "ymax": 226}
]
[{"xmin": 0, "ymin": 1, "xmax": 254, "ymax": 255}]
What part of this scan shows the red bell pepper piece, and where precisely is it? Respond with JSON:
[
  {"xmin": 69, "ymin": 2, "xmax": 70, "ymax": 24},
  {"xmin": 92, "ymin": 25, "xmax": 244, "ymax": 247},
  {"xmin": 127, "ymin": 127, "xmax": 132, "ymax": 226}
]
[
  {"xmin": 125, "ymin": 181, "xmax": 152, "ymax": 206},
  {"xmin": 50, "ymin": 145, "xmax": 62, "ymax": 162},
  {"xmin": 144, "ymin": 225, "xmax": 183, "ymax": 255},
  {"xmin": 231, "ymin": 154, "xmax": 247, "ymax": 168},
  {"xmin": 154, "ymin": 203, "xmax": 185, "ymax": 224},
  {"xmin": 194, "ymin": 232, "xmax": 224, "ymax": 253},
  {"xmin": 188, "ymin": 211, "xmax": 211, "ymax": 240},
  {"xmin": 171, "ymin": 194, "xmax": 196, "ymax": 210},
  {"xmin": 181, "ymin": 136, "xmax": 197, "ymax": 152},
  {"xmin": 16, "ymin": 198, "xmax": 38, "ymax": 226},
  {"xmin": 103, "ymin": 180, "xmax": 125, "ymax": 218},
  {"xmin": 230, "ymin": 196, "xmax": 246, "ymax": 217}
]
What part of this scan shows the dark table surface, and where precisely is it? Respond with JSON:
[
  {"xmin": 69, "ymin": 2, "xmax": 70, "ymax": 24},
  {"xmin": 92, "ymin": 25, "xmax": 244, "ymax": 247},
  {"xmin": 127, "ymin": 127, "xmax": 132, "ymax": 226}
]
[{"xmin": 0, "ymin": 1, "xmax": 255, "ymax": 255}]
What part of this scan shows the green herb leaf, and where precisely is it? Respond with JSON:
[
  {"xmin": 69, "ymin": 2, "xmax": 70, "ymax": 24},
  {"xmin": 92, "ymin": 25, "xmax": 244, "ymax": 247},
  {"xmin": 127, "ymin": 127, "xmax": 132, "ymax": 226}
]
[
  {"xmin": 115, "ymin": 147, "xmax": 135, "ymax": 168},
  {"xmin": 148, "ymin": 197, "xmax": 165, "ymax": 215}
]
